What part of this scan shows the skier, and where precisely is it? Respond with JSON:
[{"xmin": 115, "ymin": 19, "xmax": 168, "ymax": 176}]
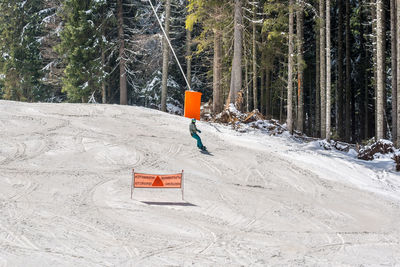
[{"xmin": 190, "ymin": 119, "xmax": 207, "ymax": 151}]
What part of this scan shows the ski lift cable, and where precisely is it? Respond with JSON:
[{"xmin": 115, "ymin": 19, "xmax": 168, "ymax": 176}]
[{"xmin": 146, "ymin": 0, "xmax": 192, "ymax": 91}]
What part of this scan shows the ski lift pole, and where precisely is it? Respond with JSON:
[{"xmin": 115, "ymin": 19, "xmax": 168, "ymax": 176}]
[{"xmin": 147, "ymin": 0, "xmax": 192, "ymax": 91}]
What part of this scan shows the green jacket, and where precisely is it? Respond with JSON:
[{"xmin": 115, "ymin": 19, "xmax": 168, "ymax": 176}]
[{"xmin": 189, "ymin": 123, "xmax": 199, "ymax": 135}]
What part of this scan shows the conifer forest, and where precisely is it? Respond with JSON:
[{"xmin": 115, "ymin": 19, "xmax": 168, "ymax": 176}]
[{"xmin": 1, "ymin": 0, "xmax": 400, "ymax": 146}]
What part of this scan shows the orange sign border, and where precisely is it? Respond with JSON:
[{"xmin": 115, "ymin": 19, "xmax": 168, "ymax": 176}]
[
  {"xmin": 133, "ymin": 172, "xmax": 182, "ymax": 188},
  {"xmin": 131, "ymin": 169, "xmax": 184, "ymax": 200}
]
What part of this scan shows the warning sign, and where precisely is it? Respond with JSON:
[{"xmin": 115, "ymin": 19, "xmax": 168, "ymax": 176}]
[
  {"xmin": 152, "ymin": 176, "xmax": 164, "ymax": 187},
  {"xmin": 133, "ymin": 173, "xmax": 182, "ymax": 188},
  {"xmin": 131, "ymin": 170, "xmax": 185, "ymax": 200}
]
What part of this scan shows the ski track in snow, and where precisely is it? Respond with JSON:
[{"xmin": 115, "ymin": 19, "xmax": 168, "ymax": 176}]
[{"xmin": 0, "ymin": 100, "xmax": 399, "ymax": 266}]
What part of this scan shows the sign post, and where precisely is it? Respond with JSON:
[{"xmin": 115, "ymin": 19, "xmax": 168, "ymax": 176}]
[
  {"xmin": 181, "ymin": 170, "xmax": 184, "ymax": 201},
  {"xmin": 131, "ymin": 169, "xmax": 134, "ymax": 199}
]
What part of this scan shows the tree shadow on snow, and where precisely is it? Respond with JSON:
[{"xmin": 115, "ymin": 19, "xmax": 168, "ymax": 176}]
[{"xmin": 141, "ymin": 201, "xmax": 197, "ymax": 207}]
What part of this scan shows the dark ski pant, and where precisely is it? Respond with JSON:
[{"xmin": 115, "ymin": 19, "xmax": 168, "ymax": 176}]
[{"xmin": 191, "ymin": 133, "xmax": 204, "ymax": 149}]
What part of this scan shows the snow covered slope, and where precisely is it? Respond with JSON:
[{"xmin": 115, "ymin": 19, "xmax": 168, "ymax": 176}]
[{"xmin": 0, "ymin": 100, "xmax": 399, "ymax": 266}]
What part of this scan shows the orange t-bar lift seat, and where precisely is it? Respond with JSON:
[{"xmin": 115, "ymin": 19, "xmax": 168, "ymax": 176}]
[{"xmin": 184, "ymin": 91, "xmax": 202, "ymax": 120}]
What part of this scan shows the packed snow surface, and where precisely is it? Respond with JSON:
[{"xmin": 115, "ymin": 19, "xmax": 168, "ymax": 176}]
[{"xmin": 0, "ymin": 100, "xmax": 399, "ymax": 266}]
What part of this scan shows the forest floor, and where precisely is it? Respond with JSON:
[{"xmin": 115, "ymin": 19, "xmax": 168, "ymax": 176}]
[{"xmin": 0, "ymin": 100, "xmax": 399, "ymax": 266}]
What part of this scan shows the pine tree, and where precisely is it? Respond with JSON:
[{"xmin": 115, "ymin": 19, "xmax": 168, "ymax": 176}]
[
  {"xmin": 57, "ymin": 0, "xmax": 106, "ymax": 102},
  {"xmin": 40, "ymin": 0, "xmax": 66, "ymax": 100},
  {"xmin": 320, "ymin": 0, "xmax": 326, "ymax": 138},
  {"xmin": 260, "ymin": 32, "xmax": 266, "ymax": 114},
  {"xmin": 397, "ymin": 0, "xmax": 400, "ymax": 147},
  {"xmin": 315, "ymin": 13, "xmax": 320, "ymax": 137},
  {"xmin": 296, "ymin": 0, "xmax": 304, "ymax": 133},
  {"xmin": 337, "ymin": 0, "xmax": 344, "ymax": 139},
  {"xmin": 117, "ymin": 0, "xmax": 127, "ymax": 105},
  {"xmin": 186, "ymin": 24, "xmax": 192, "ymax": 90},
  {"xmin": 186, "ymin": 0, "xmax": 231, "ymax": 114},
  {"xmin": 244, "ymin": 36, "xmax": 250, "ymax": 111},
  {"xmin": 229, "ymin": 0, "xmax": 243, "ymax": 107},
  {"xmin": 391, "ymin": 0, "xmax": 397, "ymax": 144},
  {"xmin": 213, "ymin": 28, "xmax": 223, "ymax": 113},
  {"xmin": 287, "ymin": 0, "xmax": 294, "ymax": 133},
  {"xmin": 252, "ymin": 1, "xmax": 258, "ymax": 111},
  {"xmin": 0, "ymin": 0, "xmax": 47, "ymax": 101},
  {"xmin": 376, "ymin": 0, "xmax": 384, "ymax": 140},
  {"xmin": 345, "ymin": 0, "xmax": 351, "ymax": 141},
  {"xmin": 359, "ymin": 0, "xmax": 370, "ymax": 140},
  {"xmin": 161, "ymin": 0, "xmax": 172, "ymax": 111},
  {"xmin": 263, "ymin": 0, "xmax": 287, "ymax": 119},
  {"xmin": 326, "ymin": 0, "xmax": 331, "ymax": 140}
]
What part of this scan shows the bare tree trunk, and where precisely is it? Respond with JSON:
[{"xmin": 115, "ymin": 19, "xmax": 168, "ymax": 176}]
[
  {"xmin": 186, "ymin": 28, "xmax": 192, "ymax": 89},
  {"xmin": 397, "ymin": 0, "xmax": 400, "ymax": 146},
  {"xmin": 266, "ymin": 68, "xmax": 271, "ymax": 117},
  {"xmin": 161, "ymin": 0, "xmax": 171, "ymax": 112},
  {"xmin": 371, "ymin": 0, "xmax": 378, "ymax": 139},
  {"xmin": 296, "ymin": 0, "xmax": 304, "ymax": 133},
  {"xmin": 252, "ymin": 2, "xmax": 257, "ymax": 111},
  {"xmin": 365, "ymin": 49, "xmax": 369, "ymax": 139},
  {"xmin": 229, "ymin": 0, "xmax": 243, "ymax": 106},
  {"xmin": 213, "ymin": 29, "xmax": 222, "ymax": 114},
  {"xmin": 360, "ymin": 0, "xmax": 369, "ymax": 139},
  {"xmin": 337, "ymin": 0, "xmax": 344, "ymax": 139},
  {"xmin": 107, "ymin": 76, "xmax": 111, "ymax": 103},
  {"xmin": 345, "ymin": 0, "xmax": 351, "ymax": 141},
  {"xmin": 117, "ymin": 0, "xmax": 127, "ymax": 105},
  {"xmin": 287, "ymin": 0, "xmax": 294, "ymax": 133},
  {"xmin": 261, "ymin": 15, "xmax": 267, "ymax": 115},
  {"xmin": 376, "ymin": 0, "xmax": 384, "ymax": 140},
  {"xmin": 101, "ymin": 20, "xmax": 106, "ymax": 104},
  {"xmin": 101, "ymin": 47, "xmax": 106, "ymax": 104},
  {"xmin": 326, "ymin": 0, "xmax": 331, "ymax": 140},
  {"xmin": 244, "ymin": 35, "xmax": 249, "ymax": 112},
  {"xmin": 382, "ymin": 0, "xmax": 387, "ymax": 139},
  {"xmin": 316, "ymin": 20, "xmax": 320, "ymax": 137},
  {"xmin": 391, "ymin": 0, "xmax": 397, "ymax": 144},
  {"xmin": 260, "ymin": 63, "xmax": 265, "ymax": 114},
  {"xmin": 280, "ymin": 65, "xmax": 284, "ymax": 122},
  {"xmin": 308, "ymin": 66, "xmax": 313, "ymax": 135},
  {"xmin": 320, "ymin": 0, "xmax": 326, "ymax": 138}
]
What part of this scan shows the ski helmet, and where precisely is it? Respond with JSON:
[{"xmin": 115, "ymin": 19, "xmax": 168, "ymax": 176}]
[{"xmin": 191, "ymin": 118, "xmax": 196, "ymax": 123}]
